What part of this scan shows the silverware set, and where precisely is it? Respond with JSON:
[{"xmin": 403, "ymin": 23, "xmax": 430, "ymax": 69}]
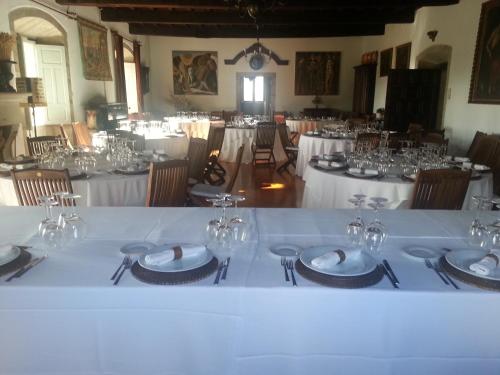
[
  {"xmin": 281, "ymin": 257, "xmax": 297, "ymax": 286},
  {"xmin": 5, "ymin": 255, "xmax": 48, "ymax": 282},
  {"xmin": 111, "ymin": 256, "xmax": 132, "ymax": 286},
  {"xmin": 214, "ymin": 257, "xmax": 230, "ymax": 285},
  {"xmin": 380, "ymin": 259, "xmax": 399, "ymax": 289},
  {"xmin": 425, "ymin": 259, "xmax": 459, "ymax": 289}
]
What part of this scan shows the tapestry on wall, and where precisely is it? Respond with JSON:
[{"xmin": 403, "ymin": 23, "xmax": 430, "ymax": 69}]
[
  {"xmin": 77, "ymin": 17, "xmax": 112, "ymax": 81},
  {"xmin": 469, "ymin": 0, "xmax": 500, "ymax": 104},
  {"xmin": 172, "ymin": 51, "xmax": 218, "ymax": 95},
  {"xmin": 294, "ymin": 52, "xmax": 341, "ymax": 95}
]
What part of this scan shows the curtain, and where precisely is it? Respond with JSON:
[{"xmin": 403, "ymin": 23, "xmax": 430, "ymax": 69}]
[
  {"xmin": 133, "ymin": 41, "xmax": 144, "ymax": 113},
  {"xmin": 111, "ymin": 31, "xmax": 127, "ymax": 104}
]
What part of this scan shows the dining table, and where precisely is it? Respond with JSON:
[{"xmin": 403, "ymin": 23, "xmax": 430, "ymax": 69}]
[
  {"xmin": 301, "ymin": 162, "xmax": 493, "ymax": 209},
  {"xmin": 164, "ymin": 117, "xmax": 225, "ymax": 139},
  {"xmin": 0, "ymin": 206, "xmax": 499, "ymax": 375},
  {"xmin": 296, "ymin": 134, "xmax": 355, "ymax": 176},
  {"xmin": 286, "ymin": 119, "xmax": 344, "ymax": 134}
]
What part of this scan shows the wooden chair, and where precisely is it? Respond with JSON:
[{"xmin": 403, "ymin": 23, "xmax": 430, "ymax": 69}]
[
  {"xmin": 0, "ymin": 124, "xmax": 19, "ymax": 162},
  {"xmin": 146, "ymin": 159, "xmax": 189, "ymax": 207},
  {"xmin": 204, "ymin": 125, "xmax": 226, "ymax": 185},
  {"xmin": 11, "ymin": 168, "xmax": 73, "ymax": 206},
  {"xmin": 187, "ymin": 137, "xmax": 208, "ymax": 186},
  {"xmin": 467, "ymin": 131, "xmax": 487, "ymax": 159},
  {"xmin": 387, "ymin": 132, "xmax": 408, "ymax": 150},
  {"xmin": 407, "ymin": 123, "xmax": 424, "ymax": 145},
  {"xmin": 26, "ymin": 136, "xmax": 64, "ymax": 157},
  {"xmin": 355, "ymin": 132, "xmax": 380, "ymax": 152},
  {"xmin": 470, "ymin": 135, "xmax": 500, "ymax": 166},
  {"xmin": 72, "ymin": 122, "xmax": 92, "ymax": 148},
  {"xmin": 421, "ymin": 132, "xmax": 448, "ymax": 146},
  {"xmin": 409, "ymin": 168, "xmax": 471, "ymax": 210},
  {"xmin": 59, "ymin": 124, "xmax": 73, "ymax": 150},
  {"xmin": 190, "ymin": 145, "xmax": 245, "ymax": 200},
  {"xmin": 252, "ymin": 122, "xmax": 276, "ymax": 166},
  {"xmin": 222, "ymin": 110, "xmax": 240, "ymax": 123},
  {"xmin": 277, "ymin": 124, "xmax": 299, "ymax": 173}
]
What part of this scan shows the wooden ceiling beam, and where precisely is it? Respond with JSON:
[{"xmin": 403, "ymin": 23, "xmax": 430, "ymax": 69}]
[
  {"xmin": 101, "ymin": 8, "xmax": 416, "ymax": 25},
  {"xmin": 129, "ymin": 23, "xmax": 386, "ymax": 38}
]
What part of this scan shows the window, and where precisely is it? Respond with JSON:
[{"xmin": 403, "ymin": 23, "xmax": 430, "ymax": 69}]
[{"xmin": 243, "ymin": 76, "xmax": 264, "ymax": 102}]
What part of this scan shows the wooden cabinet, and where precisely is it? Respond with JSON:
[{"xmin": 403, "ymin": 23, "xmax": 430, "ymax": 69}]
[{"xmin": 352, "ymin": 64, "xmax": 376, "ymax": 115}]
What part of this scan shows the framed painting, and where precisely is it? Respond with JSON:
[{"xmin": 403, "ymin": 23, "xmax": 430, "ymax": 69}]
[
  {"xmin": 77, "ymin": 17, "xmax": 112, "ymax": 81},
  {"xmin": 380, "ymin": 48, "xmax": 393, "ymax": 77},
  {"xmin": 395, "ymin": 42, "xmax": 411, "ymax": 69},
  {"xmin": 295, "ymin": 52, "xmax": 341, "ymax": 95},
  {"xmin": 172, "ymin": 51, "xmax": 218, "ymax": 95},
  {"xmin": 469, "ymin": 0, "xmax": 500, "ymax": 104}
]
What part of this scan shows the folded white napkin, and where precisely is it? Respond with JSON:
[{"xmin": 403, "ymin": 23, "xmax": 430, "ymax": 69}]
[
  {"xmin": 144, "ymin": 245, "xmax": 206, "ymax": 266},
  {"xmin": 311, "ymin": 249, "xmax": 361, "ymax": 270},
  {"xmin": 330, "ymin": 161, "xmax": 345, "ymax": 168},
  {"xmin": 469, "ymin": 250, "xmax": 500, "ymax": 276},
  {"xmin": 348, "ymin": 167, "xmax": 378, "ymax": 175},
  {"xmin": 317, "ymin": 160, "xmax": 330, "ymax": 167},
  {"xmin": 0, "ymin": 244, "xmax": 16, "ymax": 258}
]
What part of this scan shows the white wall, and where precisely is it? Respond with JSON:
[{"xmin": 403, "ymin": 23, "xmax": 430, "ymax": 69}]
[
  {"xmin": 148, "ymin": 36, "xmax": 363, "ymax": 114},
  {"xmin": 361, "ymin": 0, "xmax": 500, "ymax": 154},
  {"xmin": 0, "ymin": 0, "xmax": 150, "ymax": 123}
]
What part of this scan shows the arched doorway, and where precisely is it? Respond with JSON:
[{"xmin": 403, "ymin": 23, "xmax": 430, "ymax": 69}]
[
  {"xmin": 9, "ymin": 8, "xmax": 74, "ymax": 132},
  {"xmin": 416, "ymin": 45, "xmax": 452, "ymax": 130}
]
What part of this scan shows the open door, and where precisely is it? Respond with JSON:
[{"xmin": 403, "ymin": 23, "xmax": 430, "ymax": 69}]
[{"xmin": 384, "ymin": 69, "xmax": 442, "ymax": 132}]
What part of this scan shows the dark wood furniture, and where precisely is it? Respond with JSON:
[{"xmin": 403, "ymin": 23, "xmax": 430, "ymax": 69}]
[
  {"xmin": 204, "ymin": 125, "xmax": 226, "ymax": 185},
  {"xmin": 277, "ymin": 124, "xmax": 299, "ymax": 173},
  {"xmin": 352, "ymin": 64, "xmax": 376, "ymax": 114},
  {"xmin": 467, "ymin": 131, "xmax": 487, "ymax": 159},
  {"xmin": 27, "ymin": 136, "xmax": 64, "ymax": 157},
  {"xmin": 252, "ymin": 122, "xmax": 276, "ymax": 166},
  {"xmin": 146, "ymin": 159, "xmax": 189, "ymax": 207},
  {"xmin": 410, "ymin": 168, "xmax": 471, "ymax": 209},
  {"xmin": 187, "ymin": 137, "xmax": 208, "ymax": 186}
]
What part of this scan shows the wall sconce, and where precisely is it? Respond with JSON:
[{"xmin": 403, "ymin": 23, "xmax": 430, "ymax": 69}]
[{"xmin": 427, "ymin": 30, "xmax": 438, "ymax": 42}]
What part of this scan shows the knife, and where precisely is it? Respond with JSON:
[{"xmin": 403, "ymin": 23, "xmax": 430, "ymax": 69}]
[
  {"xmin": 381, "ymin": 264, "xmax": 399, "ymax": 289},
  {"xmin": 5, "ymin": 256, "xmax": 47, "ymax": 282},
  {"xmin": 382, "ymin": 259, "xmax": 399, "ymax": 285}
]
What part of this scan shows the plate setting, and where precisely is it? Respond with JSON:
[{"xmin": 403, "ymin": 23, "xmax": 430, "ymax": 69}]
[
  {"xmin": 295, "ymin": 245, "xmax": 383, "ymax": 288},
  {"xmin": 0, "ymin": 247, "xmax": 32, "ymax": 278}
]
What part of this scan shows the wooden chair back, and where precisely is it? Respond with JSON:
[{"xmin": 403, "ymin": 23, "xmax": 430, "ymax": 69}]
[
  {"xmin": 222, "ymin": 110, "xmax": 240, "ymax": 123},
  {"xmin": 421, "ymin": 132, "xmax": 447, "ymax": 146},
  {"xmin": 355, "ymin": 132, "xmax": 380, "ymax": 152},
  {"xmin": 27, "ymin": 136, "xmax": 63, "ymax": 157},
  {"xmin": 277, "ymin": 124, "xmax": 293, "ymax": 149},
  {"xmin": 225, "ymin": 145, "xmax": 245, "ymax": 194},
  {"xmin": 11, "ymin": 168, "xmax": 73, "ymax": 206},
  {"xmin": 386, "ymin": 132, "xmax": 408, "ymax": 150},
  {"xmin": 187, "ymin": 137, "xmax": 208, "ymax": 183},
  {"xmin": 467, "ymin": 131, "xmax": 487, "ymax": 159},
  {"xmin": 206, "ymin": 125, "xmax": 225, "ymax": 159},
  {"xmin": 410, "ymin": 168, "xmax": 471, "ymax": 210},
  {"xmin": 72, "ymin": 122, "xmax": 92, "ymax": 147},
  {"xmin": 146, "ymin": 159, "xmax": 189, "ymax": 207},
  {"xmin": 58, "ymin": 125, "xmax": 73, "ymax": 149},
  {"xmin": 470, "ymin": 135, "xmax": 500, "ymax": 166},
  {"xmin": 0, "ymin": 124, "xmax": 19, "ymax": 162},
  {"xmin": 255, "ymin": 122, "xmax": 276, "ymax": 149}
]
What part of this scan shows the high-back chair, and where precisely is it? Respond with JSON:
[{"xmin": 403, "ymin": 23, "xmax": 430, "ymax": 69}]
[
  {"xmin": 252, "ymin": 122, "xmax": 276, "ymax": 166},
  {"xmin": 72, "ymin": 122, "xmax": 92, "ymax": 148},
  {"xmin": 187, "ymin": 137, "xmax": 208, "ymax": 185},
  {"xmin": 277, "ymin": 124, "xmax": 299, "ymax": 173},
  {"xmin": 26, "ymin": 136, "xmax": 64, "ymax": 157},
  {"xmin": 470, "ymin": 135, "xmax": 500, "ymax": 166},
  {"xmin": 59, "ymin": 124, "xmax": 73, "ymax": 150},
  {"xmin": 0, "ymin": 124, "xmax": 19, "ymax": 162},
  {"xmin": 355, "ymin": 132, "xmax": 380, "ymax": 152},
  {"xmin": 467, "ymin": 131, "xmax": 487, "ymax": 159},
  {"xmin": 146, "ymin": 159, "xmax": 189, "ymax": 207},
  {"xmin": 204, "ymin": 125, "xmax": 226, "ymax": 185},
  {"xmin": 11, "ymin": 168, "xmax": 74, "ymax": 206},
  {"xmin": 410, "ymin": 168, "xmax": 471, "ymax": 210}
]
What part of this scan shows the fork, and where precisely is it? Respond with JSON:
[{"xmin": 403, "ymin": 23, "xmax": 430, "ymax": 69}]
[
  {"xmin": 214, "ymin": 258, "xmax": 229, "ymax": 285},
  {"xmin": 111, "ymin": 256, "xmax": 129, "ymax": 281},
  {"xmin": 286, "ymin": 259, "xmax": 297, "ymax": 286},
  {"xmin": 425, "ymin": 259, "xmax": 448, "ymax": 285},
  {"xmin": 281, "ymin": 256, "xmax": 289, "ymax": 282},
  {"xmin": 113, "ymin": 257, "xmax": 132, "ymax": 286}
]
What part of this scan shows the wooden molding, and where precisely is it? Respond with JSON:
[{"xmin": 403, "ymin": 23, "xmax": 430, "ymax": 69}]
[{"xmin": 224, "ymin": 43, "xmax": 288, "ymax": 66}]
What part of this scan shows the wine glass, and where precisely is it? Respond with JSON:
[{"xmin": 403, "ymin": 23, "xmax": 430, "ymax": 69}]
[
  {"xmin": 363, "ymin": 200, "xmax": 387, "ymax": 255},
  {"xmin": 346, "ymin": 196, "xmax": 365, "ymax": 246},
  {"xmin": 38, "ymin": 195, "xmax": 58, "ymax": 236},
  {"xmin": 469, "ymin": 195, "xmax": 490, "ymax": 248},
  {"xmin": 38, "ymin": 195, "xmax": 63, "ymax": 250},
  {"xmin": 62, "ymin": 194, "xmax": 87, "ymax": 244}
]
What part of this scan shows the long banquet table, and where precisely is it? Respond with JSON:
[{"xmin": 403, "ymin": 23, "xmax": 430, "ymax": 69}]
[
  {"xmin": 302, "ymin": 163, "xmax": 493, "ymax": 209},
  {"xmin": 1, "ymin": 206, "xmax": 499, "ymax": 375}
]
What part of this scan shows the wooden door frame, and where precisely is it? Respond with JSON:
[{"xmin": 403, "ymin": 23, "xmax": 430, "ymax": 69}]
[{"xmin": 236, "ymin": 72, "xmax": 276, "ymax": 115}]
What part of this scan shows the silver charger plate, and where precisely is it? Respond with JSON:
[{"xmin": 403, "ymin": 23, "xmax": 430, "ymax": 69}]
[
  {"xmin": 269, "ymin": 243, "xmax": 302, "ymax": 257},
  {"xmin": 138, "ymin": 243, "xmax": 212, "ymax": 273},
  {"xmin": 300, "ymin": 246, "xmax": 377, "ymax": 277},
  {"xmin": 120, "ymin": 241, "xmax": 156, "ymax": 255},
  {"xmin": 0, "ymin": 246, "xmax": 21, "ymax": 267},
  {"xmin": 402, "ymin": 246, "xmax": 443, "ymax": 260},
  {"xmin": 446, "ymin": 249, "xmax": 500, "ymax": 281}
]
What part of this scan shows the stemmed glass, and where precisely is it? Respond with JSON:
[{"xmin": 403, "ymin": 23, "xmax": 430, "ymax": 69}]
[
  {"xmin": 63, "ymin": 194, "xmax": 87, "ymax": 243},
  {"xmin": 363, "ymin": 198, "xmax": 388, "ymax": 255},
  {"xmin": 38, "ymin": 195, "xmax": 63, "ymax": 250},
  {"xmin": 468, "ymin": 195, "xmax": 491, "ymax": 248},
  {"xmin": 346, "ymin": 194, "xmax": 366, "ymax": 246}
]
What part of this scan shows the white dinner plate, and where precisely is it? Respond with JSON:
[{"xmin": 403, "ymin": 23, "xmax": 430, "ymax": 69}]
[
  {"xmin": 138, "ymin": 243, "xmax": 212, "ymax": 273},
  {"xmin": 315, "ymin": 163, "xmax": 346, "ymax": 171},
  {"xmin": 344, "ymin": 170, "xmax": 380, "ymax": 179},
  {"xmin": 402, "ymin": 245, "xmax": 442, "ymax": 260},
  {"xmin": 120, "ymin": 241, "xmax": 156, "ymax": 255},
  {"xmin": 300, "ymin": 246, "xmax": 377, "ymax": 276},
  {"xmin": 269, "ymin": 244, "xmax": 302, "ymax": 257},
  {"xmin": 446, "ymin": 250, "xmax": 500, "ymax": 281},
  {"xmin": 0, "ymin": 245, "xmax": 21, "ymax": 267}
]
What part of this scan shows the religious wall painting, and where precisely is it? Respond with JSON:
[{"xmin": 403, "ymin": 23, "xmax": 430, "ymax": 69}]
[
  {"xmin": 77, "ymin": 17, "xmax": 112, "ymax": 81},
  {"xmin": 395, "ymin": 42, "xmax": 412, "ymax": 69},
  {"xmin": 469, "ymin": 0, "xmax": 500, "ymax": 104},
  {"xmin": 295, "ymin": 52, "xmax": 341, "ymax": 95},
  {"xmin": 172, "ymin": 51, "xmax": 218, "ymax": 95}
]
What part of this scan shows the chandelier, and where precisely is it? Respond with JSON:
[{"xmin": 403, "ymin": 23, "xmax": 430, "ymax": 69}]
[{"xmin": 224, "ymin": 0, "xmax": 284, "ymax": 20}]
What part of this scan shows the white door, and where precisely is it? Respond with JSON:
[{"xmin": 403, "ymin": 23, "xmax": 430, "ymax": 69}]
[{"xmin": 35, "ymin": 44, "xmax": 71, "ymax": 124}]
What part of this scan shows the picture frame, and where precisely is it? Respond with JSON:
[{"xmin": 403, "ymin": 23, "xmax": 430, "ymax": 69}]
[
  {"xmin": 380, "ymin": 48, "xmax": 393, "ymax": 77},
  {"xmin": 469, "ymin": 0, "xmax": 500, "ymax": 104},
  {"xmin": 395, "ymin": 42, "xmax": 412, "ymax": 69},
  {"xmin": 295, "ymin": 51, "xmax": 341, "ymax": 95},
  {"xmin": 172, "ymin": 51, "xmax": 218, "ymax": 95}
]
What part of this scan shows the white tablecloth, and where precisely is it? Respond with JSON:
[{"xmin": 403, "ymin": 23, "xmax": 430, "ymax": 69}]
[
  {"xmin": 0, "ymin": 206, "xmax": 500, "ymax": 375},
  {"xmin": 302, "ymin": 163, "xmax": 493, "ymax": 209},
  {"xmin": 219, "ymin": 127, "xmax": 286, "ymax": 164},
  {"xmin": 167, "ymin": 118, "xmax": 224, "ymax": 139},
  {"xmin": 296, "ymin": 134, "xmax": 355, "ymax": 176},
  {"xmin": 286, "ymin": 119, "xmax": 342, "ymax": 134}
]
